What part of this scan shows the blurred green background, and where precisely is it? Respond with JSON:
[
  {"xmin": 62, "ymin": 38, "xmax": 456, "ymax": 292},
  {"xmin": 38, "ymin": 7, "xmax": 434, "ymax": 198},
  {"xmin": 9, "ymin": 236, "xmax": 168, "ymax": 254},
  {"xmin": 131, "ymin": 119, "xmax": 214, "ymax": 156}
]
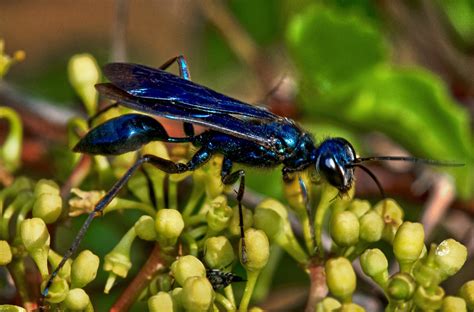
[{"xmin": 1, "ymin": 0, "xmax": 473, "ymax": 310}]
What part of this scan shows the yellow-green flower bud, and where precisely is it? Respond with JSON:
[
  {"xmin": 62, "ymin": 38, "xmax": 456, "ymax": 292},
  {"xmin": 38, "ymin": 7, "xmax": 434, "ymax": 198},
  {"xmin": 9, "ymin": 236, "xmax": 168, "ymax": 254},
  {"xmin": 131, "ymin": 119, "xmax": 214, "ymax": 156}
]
[
  {"xmin": 0, "ymin": 305, "xmax": 26, "ymax": 312},
  {"xmin": 253, "ymin": 207, "xmax": 282, "ymax": 240},
  {"xmin": 387, "ymin": 273, "xmax": 415, "ymax": 301},
  {"xmin": 42, "ymin": 276, "xmax": 69, "ymax": 304},
  {"xmin": 339, "ymin": 303, "xmax": 366, "ymax": 311},
  {"xmin": 413, "ymin": 285, "xmax": 444, "ymax": 310},
  {"xmin": 360, "ymin": 249, "xmax": 388, "ymax": 287},
  {"xmin": 20, "ymin": 218, "xmax": 49, "ymax": 250},
  {"xmin": 206, "ymin": 196, "xmax": 232, "ymax": 233},
  {"xmin": 71, "ymin": 250, "xmax": 99, "ymax": 289},
  {"xmin": 249, "ymin": 308, "xmax": 264, "ymax": 312},
  {"xmin": 20, "ymin": 218, "xmax": 50, "ymax": 277},
  {"xmin": 32, "ymin": 193, "xmax": 62, "ymax": 224},
  {"xmin": 64, "ymin": 288, "xmax": 91, "ymax": 311},
  {"xmin": 148, "ymin": 291, "xmax": 175, "ymax": 312},
  {"xmin": 257, "ymin": 198, "xmax": 288, "ymax": 219},
  {"xmin": 359, "ymin": 211, "xmax": 384, "ymax": 243},
  {"xmin": 34, "ymin": 179, "xmax": 60, "ymax": 197},
  {"xmin": 434, "ymin": 239, "xmax": 467, "ymax": 279},
  {"xmin": 241, "ymin": 228, "xmax": 269, "ymax": 271},
  {"xmin": 393, "ymin": 222, "xmax": 424, "ymax": 272},
  {"xmin": 171, "ymin": 255, "xmax": 206, "ymax": 286},
  {"xmin": 68, "ymin": 53, "xmax": 100, "ymax": 116},
  {"xmin": 348, "ymin": 199, "xmax": 371, "ymax": 218},
  {"xmin": 330, "ymin": 211, "xmax": 359, "ymax": 247},
  {"xmin": 318, "ymin": 297, "xmax": 342, "ymax": 311},
  {"xmin": 204, "ymin": 236, "xmax": 235, "ymax": 269},
  {"xmin": 134, "ymin": 215, "xmax": 157, "ymax": 241},
  {"xmin": 0, "ymin": 106, "xmax": 22, "ymax": 172},
  {"xmin": 170, "ymin": 287, "xmax": 184, "ymax": 311},
  {"xmin": 155, "ymin": 209, "xmax": 184, "ymax": 246},
  {"xmin": 0, "ymin": 240, "xmax": 12, "ymax": 265},
  {"xmin": 459, "ymin": 280, "xmax": 474, "ymax": 310},
  {"xmin": 181, "ymin": 276, "xmax": 215, "ymax": 312},
  {"xmin": 325, "ymin": 257, "xmax": 356, "ymax": 302},
  {"xmin": 442, "ymin": 296, "xmax": 467, "ymax": 312},
  {"xmin": 374, "ymin": 199, "xmax": 404, "ymax": 242},
  {"xmin": 255, "ymin": 199, "xmax": 308, "ymax": 263},
  {"xmin": 229, "ymin": 205, "xmax": 253, "ymax": 237}
]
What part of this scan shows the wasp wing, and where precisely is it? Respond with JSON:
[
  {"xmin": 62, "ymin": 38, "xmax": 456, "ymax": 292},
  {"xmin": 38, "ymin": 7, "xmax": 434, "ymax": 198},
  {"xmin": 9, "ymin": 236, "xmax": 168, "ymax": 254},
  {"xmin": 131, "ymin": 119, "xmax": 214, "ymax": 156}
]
[
  {"xmin": 96, "ymin": 83, "xmax": 277, "ymax": 149},
  {"xmin": 102, "ymin": 63, "xmax": 278, "ymax": 120}
]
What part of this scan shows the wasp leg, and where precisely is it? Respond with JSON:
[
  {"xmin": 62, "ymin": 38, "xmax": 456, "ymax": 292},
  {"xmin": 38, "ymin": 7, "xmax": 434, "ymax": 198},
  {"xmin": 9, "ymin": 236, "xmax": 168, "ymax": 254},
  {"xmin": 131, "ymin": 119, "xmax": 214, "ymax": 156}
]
[
  {"xmin": 159, "ymin": 55, "xmax": 195, "ymax": 137},
  {"xmin": 159, "ymin": 55, "xmax": 191, "ymax": 80},
  {"xmin": 42, "ymin": 147, "xmax": 212, "ymax": 299},
  {"xmin": 298, "ymin": 176, "xmax": 315, "ymax": 249},
  {"xmin": 221, "ymin": 157, "xmax": 247, "ymax": 263}
]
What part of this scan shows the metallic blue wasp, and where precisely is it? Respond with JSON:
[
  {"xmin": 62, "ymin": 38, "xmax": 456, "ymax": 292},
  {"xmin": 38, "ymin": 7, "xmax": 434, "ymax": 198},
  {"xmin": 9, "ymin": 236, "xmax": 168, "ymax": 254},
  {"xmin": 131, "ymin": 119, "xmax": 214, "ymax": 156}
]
[{"xmin": 41, "ymin": 56, "xmax": 461, "ymax": 299}]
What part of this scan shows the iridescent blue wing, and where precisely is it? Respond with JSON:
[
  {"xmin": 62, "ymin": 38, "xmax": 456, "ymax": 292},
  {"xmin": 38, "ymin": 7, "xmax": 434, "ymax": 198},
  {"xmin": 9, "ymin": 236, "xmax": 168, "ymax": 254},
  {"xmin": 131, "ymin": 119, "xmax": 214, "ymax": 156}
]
[
  {"xmin": 102, "ymin": 63, "xmax": 278, "ymax": 120},
  {"xmin": 96, "ymin": 83, "xmax": 277, "ymax": 149}
]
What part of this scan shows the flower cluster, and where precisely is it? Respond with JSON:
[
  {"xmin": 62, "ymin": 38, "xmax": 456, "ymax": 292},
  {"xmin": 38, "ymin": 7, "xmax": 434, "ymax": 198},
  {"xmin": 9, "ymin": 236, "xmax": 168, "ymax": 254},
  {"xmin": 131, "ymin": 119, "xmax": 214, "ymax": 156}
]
[{"xmin": 0, "ymin": 53, "xmax": 472, "ymax": 312}]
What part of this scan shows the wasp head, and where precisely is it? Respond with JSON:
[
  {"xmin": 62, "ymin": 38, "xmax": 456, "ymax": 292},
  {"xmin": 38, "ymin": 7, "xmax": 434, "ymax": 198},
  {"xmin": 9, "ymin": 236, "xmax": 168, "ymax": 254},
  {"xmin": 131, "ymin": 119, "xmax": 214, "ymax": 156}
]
[{"xmin": 315, "ymin": 138, "xmax": 356, "ymax": 193}]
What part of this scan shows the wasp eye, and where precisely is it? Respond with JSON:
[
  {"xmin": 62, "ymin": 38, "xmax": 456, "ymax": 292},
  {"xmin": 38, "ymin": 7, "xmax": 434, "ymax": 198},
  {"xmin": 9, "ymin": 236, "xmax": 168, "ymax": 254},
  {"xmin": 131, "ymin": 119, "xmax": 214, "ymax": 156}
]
[{"xmin": 317, "ymin": 156, "xmax": 345, "ymax": 189}]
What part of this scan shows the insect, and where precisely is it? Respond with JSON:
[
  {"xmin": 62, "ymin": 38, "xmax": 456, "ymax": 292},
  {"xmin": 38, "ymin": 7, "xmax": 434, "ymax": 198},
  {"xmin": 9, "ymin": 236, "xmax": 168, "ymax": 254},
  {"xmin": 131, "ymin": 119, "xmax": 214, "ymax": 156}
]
[
  {"xmin": 41, "ymin": 56, "xmax": 461, "ymax": 299},
  {"xmin": 206, "ymin": 269, "xmax": 246, "ymax": 290}
]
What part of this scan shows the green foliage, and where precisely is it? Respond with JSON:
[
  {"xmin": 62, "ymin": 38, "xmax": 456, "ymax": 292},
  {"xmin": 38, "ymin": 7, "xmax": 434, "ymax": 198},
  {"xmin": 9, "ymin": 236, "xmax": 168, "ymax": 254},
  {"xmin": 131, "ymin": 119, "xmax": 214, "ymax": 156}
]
[
  {"xmin": 437, "ymin": 0, "xmax": 474, "ymax": 45},
  {"xmin": 288, "ymin": 4, "xmax": 386, "ymax": 92},
  {"xmin": 286, "ymin": 4, "xmax": 473, "ymax": 198}
]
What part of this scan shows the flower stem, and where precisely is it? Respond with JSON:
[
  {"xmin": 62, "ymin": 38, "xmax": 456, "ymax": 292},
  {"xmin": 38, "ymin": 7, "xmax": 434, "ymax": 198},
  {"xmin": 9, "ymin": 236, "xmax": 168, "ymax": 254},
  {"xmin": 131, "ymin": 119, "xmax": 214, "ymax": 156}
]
[
  {"xmin": 182, "ymin": 183, "xmax": 204, "ymax": 217},
  {"xmin": 168, "ymin": 179, "xmax": 178, "ymax": 210},
  {"xmin": 215, "ymin": 292, "xmax": 236, "ymax": 311},
  {"xmin": 314, "ymin": 184, "xmax": 338, "ymax": 257},
  {"xmin": 239, "ymin": 270, "xmax": 260, "ymax": 312},
  {"xmin": 298, "ymin": 210, "xmax": 315, "ymax": 255},
  {"xmin": 110, "ymin": 244, "xmax": 165, "ymax": 312},
  {"xmin": 225, "ymin": 285, "xmax": 236, "ymax": 308}
]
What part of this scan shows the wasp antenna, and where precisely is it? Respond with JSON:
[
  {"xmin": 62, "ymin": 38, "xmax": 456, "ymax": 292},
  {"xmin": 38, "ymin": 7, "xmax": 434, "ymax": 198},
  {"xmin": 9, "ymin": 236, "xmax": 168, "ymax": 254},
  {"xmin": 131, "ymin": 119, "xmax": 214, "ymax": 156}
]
[
  {"xmin": 354, "ymin": 156, "xmax": 464, "ymax": 167},
  {"xmin": 348, "ymin": 164, "xmax": 386, "ymax": 198}
]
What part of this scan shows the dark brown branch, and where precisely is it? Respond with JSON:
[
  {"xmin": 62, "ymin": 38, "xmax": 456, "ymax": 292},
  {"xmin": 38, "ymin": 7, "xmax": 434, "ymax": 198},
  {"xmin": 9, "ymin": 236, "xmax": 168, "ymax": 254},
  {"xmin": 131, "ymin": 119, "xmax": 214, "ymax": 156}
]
[
  {"xmin": 110, "ymin": 244, "xmax": 165, "ymax": 312},
  {"xmin": 305, "ymin": 261, "xmax": 327, "ymax": 312}
]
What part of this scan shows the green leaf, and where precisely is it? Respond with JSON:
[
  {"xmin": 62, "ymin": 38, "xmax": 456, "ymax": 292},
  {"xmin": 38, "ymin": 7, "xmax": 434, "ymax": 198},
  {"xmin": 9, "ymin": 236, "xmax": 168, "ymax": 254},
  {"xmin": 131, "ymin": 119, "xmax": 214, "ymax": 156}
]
[
  {"xmin": 348, "ymin": 68, "xmax": 473, "ymax": 198},
  {"xmin": 286, "ymin": 5, "xmax": 473, "ymax": 198},
  {"xmin": 302, "ymin": 66, "xmax": 473, "ymax": 198},
  {"xmin": 286, "ymin": 4, "xmax": 387, "ymax": 94}
]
